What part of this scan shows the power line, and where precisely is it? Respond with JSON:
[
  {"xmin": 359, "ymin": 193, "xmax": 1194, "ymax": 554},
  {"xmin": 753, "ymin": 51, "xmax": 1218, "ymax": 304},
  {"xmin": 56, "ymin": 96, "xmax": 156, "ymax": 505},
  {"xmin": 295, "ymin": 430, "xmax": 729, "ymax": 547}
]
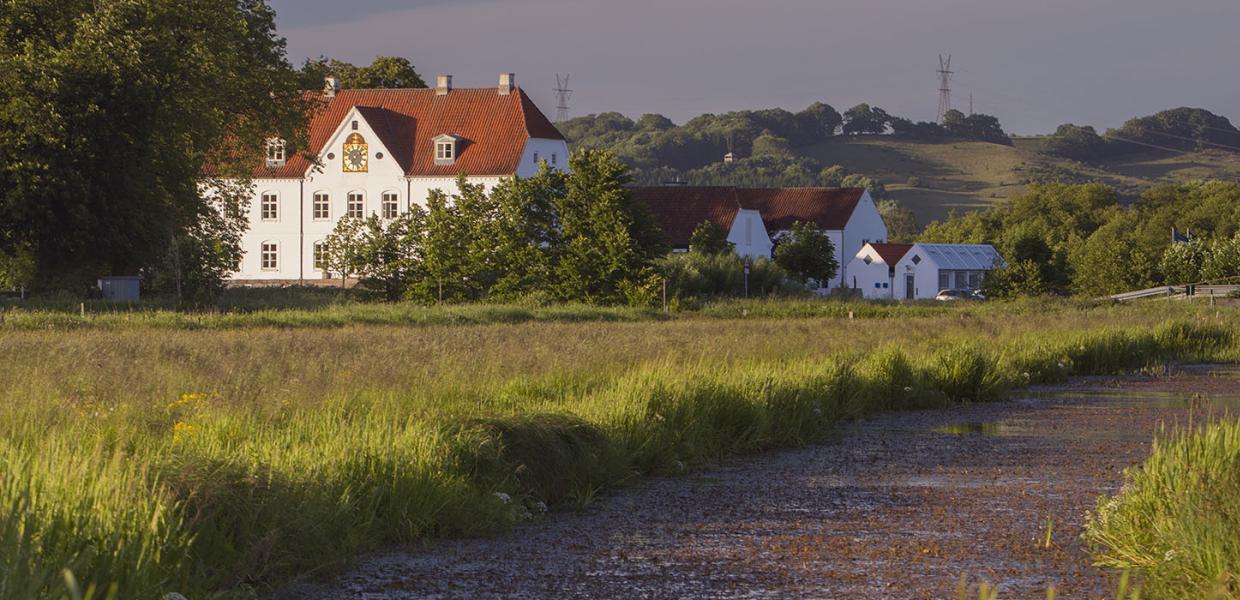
[
  {"xmin": 553, "ymin": 74, "xmax": 573, "ymax": 123},
  {"xmin": 936, "ymin": 55, "xmax": 953, "ymax": 123},
  {"xmin": 1141, "ymin": 129, "xmax": 1240, "ymax": 153}
]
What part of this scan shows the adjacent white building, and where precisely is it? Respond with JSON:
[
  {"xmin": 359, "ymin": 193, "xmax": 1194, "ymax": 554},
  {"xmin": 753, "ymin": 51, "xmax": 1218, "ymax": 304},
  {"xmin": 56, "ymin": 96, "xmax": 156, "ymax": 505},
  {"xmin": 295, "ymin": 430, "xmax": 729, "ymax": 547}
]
[
  {"xmin": 217, "ymin": 73, "xmax": 569, "ymax": 281},
  {"xmin": 631, "ymin": 186, "xmax": 889, "ymax": 289},
  {"xmin": 847, "ymin": 242, "xmax": 1006, "ymax": 300}
]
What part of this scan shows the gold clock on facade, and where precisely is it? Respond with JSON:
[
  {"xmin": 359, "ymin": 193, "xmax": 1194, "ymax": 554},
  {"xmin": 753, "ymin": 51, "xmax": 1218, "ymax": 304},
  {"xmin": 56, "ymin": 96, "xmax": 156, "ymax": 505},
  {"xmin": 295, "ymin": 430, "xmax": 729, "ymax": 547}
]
[{"xmin": 343, "ymin": 133, "xmax": 368, "ymax": 172}]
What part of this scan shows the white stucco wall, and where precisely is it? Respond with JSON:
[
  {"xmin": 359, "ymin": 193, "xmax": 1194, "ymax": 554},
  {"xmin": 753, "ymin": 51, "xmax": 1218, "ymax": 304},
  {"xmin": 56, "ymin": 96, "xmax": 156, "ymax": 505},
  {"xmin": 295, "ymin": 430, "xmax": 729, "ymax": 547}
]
[
  {"xmin": 837, "ymin": 191, "xmax": 889, "ymax": 289},
  {"xmin": 892, "ymin": 248, "xmax": 942, "ymax": 300},
  {"xmin": 846, "ymin": 246, "xmax": 896, "ymax": 299},
  {"xmin": 515, "ymin": 138, "xmax": 571, "ymax": 178},
  {"xmin": 727, "ymin": 208, "xmax": 773, "ymax": 260}
]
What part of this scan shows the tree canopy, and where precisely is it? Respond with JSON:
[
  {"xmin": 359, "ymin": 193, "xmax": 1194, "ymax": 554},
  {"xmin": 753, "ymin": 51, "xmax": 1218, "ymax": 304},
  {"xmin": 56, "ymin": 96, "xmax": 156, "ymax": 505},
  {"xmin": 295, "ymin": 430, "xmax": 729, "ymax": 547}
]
[
  {"xmin": 774, "ymin": 222, "xmax": 839, "ymax": 287},
  {"xmin": 296, "ymin": 56, "xmax": 427, "ymax": 90},
  {"xmin": 0, "ymin": 0, "xmax": 307, "ymax": 293}
]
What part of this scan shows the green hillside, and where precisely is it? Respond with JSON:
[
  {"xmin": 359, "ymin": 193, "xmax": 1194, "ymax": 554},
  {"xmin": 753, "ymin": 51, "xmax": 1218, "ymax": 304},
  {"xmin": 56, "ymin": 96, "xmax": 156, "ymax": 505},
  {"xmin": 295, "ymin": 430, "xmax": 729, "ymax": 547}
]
[{"xmin": 801, "ymin": 137, "xmax": 1240, "ymax": 224}]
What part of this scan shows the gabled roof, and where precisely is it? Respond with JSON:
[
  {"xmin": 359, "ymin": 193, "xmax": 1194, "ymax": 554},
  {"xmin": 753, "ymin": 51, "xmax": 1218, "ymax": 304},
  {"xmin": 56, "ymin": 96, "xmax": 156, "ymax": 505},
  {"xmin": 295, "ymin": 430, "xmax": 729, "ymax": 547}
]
[
  {"xmin": 629, "ymin": 186, "xmax": 868, "ymax": 245},
  {"xmin": 867, "ymin": 243, "xmax": 913, "ymax": 264},
  {"xmin": 909, "ymin": 243, "xmax": 1006, "ymax": 270},
  {"xmin": 735, "ymin": 188, "xmax": 865, "ymax": 232},
  {"xmin": 629, "ymin": 187, "xmax": 742, "ymax": 247},
  {"xmin": 255, "ymin": 86, "xmax": 563, "ymax": 179}
]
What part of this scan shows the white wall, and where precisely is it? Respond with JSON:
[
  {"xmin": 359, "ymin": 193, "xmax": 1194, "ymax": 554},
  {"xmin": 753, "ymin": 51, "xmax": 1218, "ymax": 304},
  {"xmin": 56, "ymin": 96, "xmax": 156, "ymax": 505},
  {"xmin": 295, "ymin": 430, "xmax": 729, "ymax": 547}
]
[
  {"xmin": 515, "ymin": 138, "xmax": 571, "ymax": 178},
  {"xmin": 846, "ymin": 246, "xmax": 896, "ymax": 299},
  {"xmin": 892, "ymin": 246, "xmax": 943, "ymax": 300},
  {"xmin": 838, "ymin": 191, "xmax": 889, "ymax": 289},
  {"xmin": 234, "ymin": 178, "xmax": 303, "ymax": 281},
  {"xmin": 727, "ymin": 208, "xmax": 773, "ymax": 260}
]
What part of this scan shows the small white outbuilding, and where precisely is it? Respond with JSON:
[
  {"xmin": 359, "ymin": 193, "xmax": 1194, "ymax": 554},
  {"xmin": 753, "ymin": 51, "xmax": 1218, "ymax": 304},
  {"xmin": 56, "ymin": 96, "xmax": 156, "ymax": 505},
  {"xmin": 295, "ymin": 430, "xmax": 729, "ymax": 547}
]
[{"xmin": 847, "ymin": 242, "xmax": 1005, "ymax": 300}]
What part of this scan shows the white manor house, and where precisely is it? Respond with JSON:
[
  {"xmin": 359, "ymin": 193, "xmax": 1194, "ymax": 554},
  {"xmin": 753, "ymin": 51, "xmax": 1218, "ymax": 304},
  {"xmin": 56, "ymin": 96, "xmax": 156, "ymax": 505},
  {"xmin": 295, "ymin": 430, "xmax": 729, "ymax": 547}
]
[{"xmin": 222, "ymin": 73, "xmax": 569, "ymax": 281}]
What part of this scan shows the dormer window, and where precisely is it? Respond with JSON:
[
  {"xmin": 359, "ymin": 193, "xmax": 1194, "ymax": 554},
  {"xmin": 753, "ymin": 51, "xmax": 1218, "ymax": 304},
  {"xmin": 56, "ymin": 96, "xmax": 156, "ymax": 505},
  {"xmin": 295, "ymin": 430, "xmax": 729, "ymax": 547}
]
[
  {"xmin": 434, "ymin": 134, "xmax": 459, "ymax": 165},
  {"xmin": 265, "ymin": 138, "xmax": 286, "ymax": 167}
]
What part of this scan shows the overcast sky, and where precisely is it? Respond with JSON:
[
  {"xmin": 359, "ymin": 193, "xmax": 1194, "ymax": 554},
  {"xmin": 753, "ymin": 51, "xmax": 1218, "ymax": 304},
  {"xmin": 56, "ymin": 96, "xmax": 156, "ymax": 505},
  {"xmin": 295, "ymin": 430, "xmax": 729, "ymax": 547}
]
[{"xmin": 270, "ymin": 0, "xmax": 1238, "ymax": 134}]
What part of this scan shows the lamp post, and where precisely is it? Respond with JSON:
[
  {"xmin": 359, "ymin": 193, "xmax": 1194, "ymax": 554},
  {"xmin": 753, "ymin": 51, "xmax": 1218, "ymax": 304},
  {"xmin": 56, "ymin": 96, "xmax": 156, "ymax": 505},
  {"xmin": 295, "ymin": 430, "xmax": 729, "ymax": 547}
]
[{"xmin": 743, "ymin": 257, "xmax": 752, "ymax": 298}]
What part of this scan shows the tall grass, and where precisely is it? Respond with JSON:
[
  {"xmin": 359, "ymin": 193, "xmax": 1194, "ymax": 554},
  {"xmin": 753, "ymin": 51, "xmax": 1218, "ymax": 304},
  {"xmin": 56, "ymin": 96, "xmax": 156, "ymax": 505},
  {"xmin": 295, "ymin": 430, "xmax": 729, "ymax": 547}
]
[
  {"xmin": 0, "ymin": 303, "xmax": 1234, "ymax": 597},
  {"xmin": 1084, "ymin": 419, "xmax": 1240, "ymax": 598}
]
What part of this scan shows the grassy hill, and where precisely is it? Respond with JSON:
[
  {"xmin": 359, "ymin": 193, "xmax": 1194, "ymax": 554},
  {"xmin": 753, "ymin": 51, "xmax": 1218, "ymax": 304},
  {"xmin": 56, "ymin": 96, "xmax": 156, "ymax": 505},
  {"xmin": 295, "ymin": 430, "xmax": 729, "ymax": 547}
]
[{"xmin": 798, "ymin": 137, "xmax": 1240, "ymax": 225}]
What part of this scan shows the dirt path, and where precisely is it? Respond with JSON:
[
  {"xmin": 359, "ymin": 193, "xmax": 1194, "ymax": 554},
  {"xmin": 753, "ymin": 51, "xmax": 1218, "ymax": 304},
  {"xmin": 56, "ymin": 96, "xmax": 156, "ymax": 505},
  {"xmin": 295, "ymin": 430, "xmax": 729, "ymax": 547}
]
[{"xmin": 285, "ymin": 366, "xmax": 1240, "ymax": 599}]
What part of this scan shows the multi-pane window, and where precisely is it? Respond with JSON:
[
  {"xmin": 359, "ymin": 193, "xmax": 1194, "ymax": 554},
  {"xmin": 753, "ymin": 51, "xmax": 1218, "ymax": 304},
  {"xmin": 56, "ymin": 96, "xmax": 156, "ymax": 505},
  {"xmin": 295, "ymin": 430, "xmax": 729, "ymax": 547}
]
[
  {"xmin": 382, "ymin": 192, "xmax": 399, "ymax": 219},
  {"xmin": 261, "ymin": 242, "xmax": 278, "ymax": 270},
  {"xmin": 313, "ymin": 193, "xmax": 330, "ymax": 220},
  {"xmin": 261, "ymin": 193, "xmax": 278, "ymax": 221},
  {"xmin": 533, "ymin": 152, "xmax": 540, "ymax": 165},
  {"xmin": 436, "ymin": 141, "xmax": 454, "ymax": 161},
  {"xmin": 551, "ymin": 153, "xmax": 557, "ymax": 167},
  {"xmin": 265, "ymin": 139, "xmax": 286, "ymax": 166},
  {"xmin": 347, "ymin": 192, "xmax": 364, "ymax": 218},
  {"xmin": 313, "ymin": 241, "xmax": 326, "ymax": 271},
  {"xmin": 939, "ymin": 271, "xmax": 951, "ymax": 291}
]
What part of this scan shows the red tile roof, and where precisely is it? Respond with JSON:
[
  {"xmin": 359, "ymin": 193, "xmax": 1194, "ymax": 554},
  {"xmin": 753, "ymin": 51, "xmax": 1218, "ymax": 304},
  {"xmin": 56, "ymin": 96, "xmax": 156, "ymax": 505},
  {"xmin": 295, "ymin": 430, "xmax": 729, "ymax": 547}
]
[
  {"xmin": 256, "ymin": 87, "xmax": 563, "ymax": 178},
  {"xmin": 630, "ymin": 186, "xmax": 867, "ymax": 246},
  {"xmin": 867, "ymin": 243, "xmax": 913, "ymax": 264},
  {"xmin": 629, "ymin": 187, "xmax": 742, "ymax": 248},
  {"xmin": 734, "ymin": 188, "xmax": 865, "ymax": 232}
]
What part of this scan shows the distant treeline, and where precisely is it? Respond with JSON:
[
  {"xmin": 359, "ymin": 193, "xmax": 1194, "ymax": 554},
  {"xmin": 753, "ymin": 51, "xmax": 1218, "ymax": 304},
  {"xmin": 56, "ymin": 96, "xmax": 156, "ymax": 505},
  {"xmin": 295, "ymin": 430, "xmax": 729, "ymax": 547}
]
[
  {"xmin": 920, "ymin": 180, "xmax": 1240, "ymax": 297},
  {"xmin": 1040, "ymin": 107, "xmax": 1240, "ymax": 162},
  {"xmin": 559, "ymin": 103, "xmax": 1011, "ymax": 177}
]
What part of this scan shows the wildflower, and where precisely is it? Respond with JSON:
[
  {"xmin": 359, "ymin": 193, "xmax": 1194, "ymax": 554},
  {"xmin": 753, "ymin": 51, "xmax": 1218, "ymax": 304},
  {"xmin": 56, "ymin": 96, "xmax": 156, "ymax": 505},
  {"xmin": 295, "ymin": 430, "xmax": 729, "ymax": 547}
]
[
  {"xmin": 1022, "ymin": 372, "xmax": 1032, "ymax": 380},
  {"xmin": 903, "ymin": 386, "xmax": 913, "ymax": 393},
  {"xmin": 530, "ymin": 500, "xmax": 548, "ymax": 513},
  {"xmin": 1057, "ymin": 361, "xmax": 1066, "ymax": 369},
  {"xmin": 1164, "ymin": 549, "xmax": 1177, "ymax": 562},
  {"xmin": 172, "ymin": 421, "xmax": 196, "ymax": 442},
  {"xmin": 493, "ymin": 491, "xmax": 511, "ymax": 504}
]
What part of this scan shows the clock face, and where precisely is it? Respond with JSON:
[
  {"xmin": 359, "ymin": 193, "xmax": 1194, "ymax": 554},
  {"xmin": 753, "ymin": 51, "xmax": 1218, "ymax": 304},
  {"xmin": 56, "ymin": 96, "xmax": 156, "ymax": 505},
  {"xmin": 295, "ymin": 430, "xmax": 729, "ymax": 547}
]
[
  {"xmin": 342, "ymin": 132, "xmax": 368, "ymax": 173},
  {"xmin": 344, "ymin": 146, "xmax": 367, "ymax": 172}
]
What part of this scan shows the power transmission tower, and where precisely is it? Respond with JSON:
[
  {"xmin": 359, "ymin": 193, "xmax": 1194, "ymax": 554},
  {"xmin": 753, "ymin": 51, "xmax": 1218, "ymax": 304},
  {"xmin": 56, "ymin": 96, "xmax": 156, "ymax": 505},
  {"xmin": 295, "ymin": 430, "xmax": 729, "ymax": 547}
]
[
  {"xmin": 553, "ymin": 74, "xmax": 573, "ymax": 123},
  {"xmin": 936, "ymin": 55, "xmax": 953, "ymax": 123}
]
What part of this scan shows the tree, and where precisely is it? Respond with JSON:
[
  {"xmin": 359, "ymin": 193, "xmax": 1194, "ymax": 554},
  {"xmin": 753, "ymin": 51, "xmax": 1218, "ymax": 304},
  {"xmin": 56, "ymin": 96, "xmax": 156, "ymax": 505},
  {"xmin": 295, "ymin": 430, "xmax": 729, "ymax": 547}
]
[
  {"xmin": 1202, "ymin": 235, "xmax": 1240, "ymax": 282},
  {"xmin": 1042, "ymin": 124, "xmax": 1110, "ymax": 161},
  {"xmin": 321, "ymin": 216, "xmax": 367, "ymax": 288},
  {"xmin": 750, "ymin": 130, "xmax": 794, "ymax": 158},
  {"xmin": 688, "ymin": 221, "xmax": 733, "ymax": 255},
  {"xmin": 1159, "ymin": 240, "xmax": 1209, "ymax": 285},
  {"xmin": 942, "ymin": 110, "xmax": 1011, "ymax": 144},
  {"xmin": 774, "ymin": 221, "xmax": 838, "ymax": 287},
  {"xmin": 489, "ymin": 166, "xmax": 568, "ymax": 300},
  {"xmin": 797, "ymin": 102, "xmax": 842, "ymax": 140},
  {"xmin": 1069, "ymin": 216, "xmax": 1157, "ymax": 296},
  {"xmin": 553, "ymin": 149, "xmax": 666, "ymax": 303},
  {"xmin": 842, "ymin": 104, "xmax": 890, "ymax": 135},
  {"xmin": 980, "ymin": 260, "xmax": 1047, "ymax": 298},
  {"xmin": 297, "ymin": 55, "xmax": 427, "ymax": 89},
  {"xmin": 877, "ymin": 200, "xmax": 918, "ymax": 242},
  {"xmin": 0, "ymin": 0, "xmax": 307, "ymax": 293}
]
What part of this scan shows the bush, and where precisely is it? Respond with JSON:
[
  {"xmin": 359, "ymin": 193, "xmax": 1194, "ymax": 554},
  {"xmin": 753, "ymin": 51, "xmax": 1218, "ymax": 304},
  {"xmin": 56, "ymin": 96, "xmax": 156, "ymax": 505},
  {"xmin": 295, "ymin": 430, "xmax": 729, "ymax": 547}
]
[{"xmin": 657, "ymin": 252, "xmax": 799, "ymax": 299}]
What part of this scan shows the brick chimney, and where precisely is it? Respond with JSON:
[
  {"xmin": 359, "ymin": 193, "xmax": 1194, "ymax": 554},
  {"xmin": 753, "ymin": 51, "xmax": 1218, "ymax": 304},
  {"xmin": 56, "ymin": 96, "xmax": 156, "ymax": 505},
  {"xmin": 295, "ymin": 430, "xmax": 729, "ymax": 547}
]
[
  {"xmin": 498, "ymin": 72, "xmax": 515, "ymax": 95},
  {"xmin": 435, "ymin": 74, "xmax": 452, "ymax": 96}
]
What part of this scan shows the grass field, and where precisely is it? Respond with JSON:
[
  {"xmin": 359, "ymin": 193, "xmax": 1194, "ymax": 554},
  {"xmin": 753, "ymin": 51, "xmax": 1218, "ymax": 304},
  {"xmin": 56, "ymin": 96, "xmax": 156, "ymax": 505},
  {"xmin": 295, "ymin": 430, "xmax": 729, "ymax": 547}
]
[
  {"xmin": 799, "ymin": 137, "xmax": 1240, "ymax": 225},
  {"xmin": 0, "ymin": 299, "xmax": 1236, "ymax": 598}
]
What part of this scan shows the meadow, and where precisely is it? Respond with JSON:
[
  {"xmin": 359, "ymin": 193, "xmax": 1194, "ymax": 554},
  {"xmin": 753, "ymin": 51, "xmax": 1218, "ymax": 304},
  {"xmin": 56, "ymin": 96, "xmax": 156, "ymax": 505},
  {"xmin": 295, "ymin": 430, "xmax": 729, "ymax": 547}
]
[{"xmin": 0, "ymin": 298, "xmax": 1236, "ymax": 598}]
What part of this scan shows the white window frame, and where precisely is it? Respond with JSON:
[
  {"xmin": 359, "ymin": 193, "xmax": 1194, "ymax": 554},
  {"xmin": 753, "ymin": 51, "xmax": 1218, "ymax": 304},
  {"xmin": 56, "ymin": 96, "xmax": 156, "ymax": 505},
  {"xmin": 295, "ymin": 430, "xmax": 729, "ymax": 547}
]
[
  {"xmin": 533, "ymin": 151, "xmax": 540, "ymax": 165},
  {"xmin": 261, "ymin": 242, "xmax": 278, "ymax": 271},
  {"xmin": 347, "ymin": 192, "xmax": 365, "ymax": 219},
  {"xmin": 261, "ymin": 192, "xmax": 278, "ymax": 221},
  {"xmin": 313, "ymin": 192, "xmax": 330, "ymax": 221},
  {"xmin": 381, "ymin": 192, "xmax": 399, "ymax": 219},
  {"xmin": 436, "ymin": 141, "xmax": 455, "ymax": 161},
  {"xmin": 265, "ymin": 138, "xmax": 286, "ymax": 167}
]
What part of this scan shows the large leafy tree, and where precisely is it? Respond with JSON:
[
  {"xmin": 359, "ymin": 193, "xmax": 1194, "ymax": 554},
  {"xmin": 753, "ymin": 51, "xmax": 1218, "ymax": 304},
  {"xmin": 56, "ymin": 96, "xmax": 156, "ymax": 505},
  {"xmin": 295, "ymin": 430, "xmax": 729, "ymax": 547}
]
[
  {"xmin": 297, "ymin": 56, "xmax": 427, "ymax": 90},
  {"xmin": 774, "ymin": 221, "xmax": 838, "ymax": 287},
  {"xmin": 0, "ymin": 0, "xmax": 307, "ymax": 291},
  {"xmin": 688, "ymin": 221, "xmax": 733, "ymax": 255}
]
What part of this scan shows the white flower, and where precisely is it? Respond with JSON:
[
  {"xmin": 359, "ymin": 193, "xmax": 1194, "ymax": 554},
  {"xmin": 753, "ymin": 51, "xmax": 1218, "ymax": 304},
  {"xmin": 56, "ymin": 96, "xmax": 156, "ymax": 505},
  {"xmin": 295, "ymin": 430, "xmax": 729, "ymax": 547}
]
[
  {"xmin": 1164, "ymin": 549, "xmax": 1177, "ymax": 562},
  {"xmin": 1022, "ymin": 372, "xmax": 1031, "ymax": 379},
  {"xmin": 493, "ymin": 492, "xmax": 512, "ymax": 504},
  {"xmin": 1058, "ymin": 361, "xmax": 1066, "ymax": 369},
  {"xmin": 531, "ymin": 500, "xmax": 548, "ymax": 513},
  {"xmin": 903, "ymin": 386, "xmax": 913, "ymax": 393}
]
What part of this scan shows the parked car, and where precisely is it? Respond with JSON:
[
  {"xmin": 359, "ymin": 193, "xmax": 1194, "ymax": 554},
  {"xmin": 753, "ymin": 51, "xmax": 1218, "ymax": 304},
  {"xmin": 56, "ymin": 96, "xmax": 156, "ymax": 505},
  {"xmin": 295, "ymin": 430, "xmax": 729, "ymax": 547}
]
[{"xmin": 934, "ymin": 289, "xmax": 985, "ymax": 301}]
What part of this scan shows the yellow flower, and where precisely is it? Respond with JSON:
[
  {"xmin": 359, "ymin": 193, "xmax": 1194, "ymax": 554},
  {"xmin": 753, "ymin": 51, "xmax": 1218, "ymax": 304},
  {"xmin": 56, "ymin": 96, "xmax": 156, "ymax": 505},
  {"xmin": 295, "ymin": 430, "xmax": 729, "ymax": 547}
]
[
  {"xmin": 173, "ymin": 421, "xmax": 197, "ymax": 442},
  {"xmin": 169, "ymin": 392, "xmax": 208, "ymax": 410}
]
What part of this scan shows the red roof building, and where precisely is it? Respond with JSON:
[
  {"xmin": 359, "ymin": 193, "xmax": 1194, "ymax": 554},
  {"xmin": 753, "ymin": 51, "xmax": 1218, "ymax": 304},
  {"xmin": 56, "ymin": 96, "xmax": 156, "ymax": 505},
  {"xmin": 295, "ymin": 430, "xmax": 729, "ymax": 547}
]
[{"xmin": 221, "ymin": 73, "xmax": 569, "ymax": 282}]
